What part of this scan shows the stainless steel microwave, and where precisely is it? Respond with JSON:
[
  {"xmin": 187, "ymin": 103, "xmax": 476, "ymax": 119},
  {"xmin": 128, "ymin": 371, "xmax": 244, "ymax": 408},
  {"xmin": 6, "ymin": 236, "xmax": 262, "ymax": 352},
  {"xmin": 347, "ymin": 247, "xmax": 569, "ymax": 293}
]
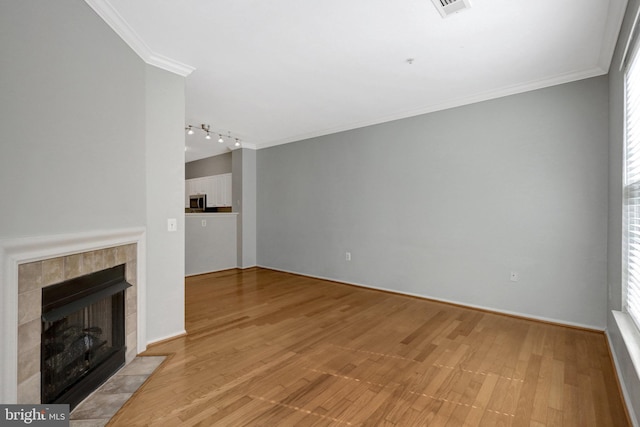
[{"xmin": 189, "ymin": 194, "xmax": 206, "ymax": 211}]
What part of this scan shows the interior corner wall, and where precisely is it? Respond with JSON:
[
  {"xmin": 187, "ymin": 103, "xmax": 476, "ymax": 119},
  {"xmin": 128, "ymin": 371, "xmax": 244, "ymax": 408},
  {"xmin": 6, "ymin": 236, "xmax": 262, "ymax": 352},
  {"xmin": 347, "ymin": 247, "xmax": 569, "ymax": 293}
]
[
  {"xmin": 0, "ymin": 0, "xmax": 146, "ymax": 238},
  {"xmin": 608, "ymin": 0, "xmax": 640, "ymax": 423},
  {"xmin": 144, "ymin": 65, "xmax": 186, "ymax": 343},
  {"xmin": 257, "ymin": 76, "xmax": 609, "ymax": 329},
  {"xmin": 241, "ymin": 149, "xmax": 257, "ymax": 267},
  {"xmin": 232, "ymin": 149, "xmax": 257, "ymax": 268},
  {"xmin": 232, "ymin": 149, "xmax": 244, "ymax": 266}
]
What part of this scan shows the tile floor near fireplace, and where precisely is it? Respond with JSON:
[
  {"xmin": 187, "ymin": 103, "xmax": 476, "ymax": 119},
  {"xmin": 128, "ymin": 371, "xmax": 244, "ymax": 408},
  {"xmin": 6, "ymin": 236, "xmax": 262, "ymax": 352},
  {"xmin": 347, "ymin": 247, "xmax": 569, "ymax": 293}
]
[{"xmin": 70, "ymin": 356, "xmax": 165, "ymax": 427}]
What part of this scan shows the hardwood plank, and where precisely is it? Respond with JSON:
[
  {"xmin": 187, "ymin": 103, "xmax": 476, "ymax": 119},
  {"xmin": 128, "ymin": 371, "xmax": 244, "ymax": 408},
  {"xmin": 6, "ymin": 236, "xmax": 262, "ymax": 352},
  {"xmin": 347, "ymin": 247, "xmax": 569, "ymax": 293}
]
[{"xmin": 106, "ymin": 268, "xmax": 630, "ymax": 426}]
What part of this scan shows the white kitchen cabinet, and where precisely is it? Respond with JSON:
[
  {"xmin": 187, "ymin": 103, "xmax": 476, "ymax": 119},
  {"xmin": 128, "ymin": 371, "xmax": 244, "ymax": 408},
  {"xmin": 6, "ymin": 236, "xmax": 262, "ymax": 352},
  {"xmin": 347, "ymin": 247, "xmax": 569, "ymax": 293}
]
[
  {"xmin": 192, "ymin": 177, "xmax": 208, "ymax": 195},
  {"xmin": 205, "ymin": 177, "xmax": 218, "ymax": 207},
  {"xmin": 209, "ymin": 173, "xmax": 232, "ymax": 207},
  {"xmin": 210, "ymin": 176, "xmax": 222, "ymax": 207},
  {"xmin": 185, "ymin": 178, "xmax": 207, "ymax": 207},
  {"xmin": 210, "ymin": 173, "xmax": 231, "ymax": 207},
  {"xmin": 185, "ymin": 173, "xmax": 232, "ymax": 208},
  {"xmin": 220, "ymin": 173, "xmax": 232, "ymax": 207},
  {"xmin": 185, "ymin": 180, "xmax": 194, "ymax": 207}
]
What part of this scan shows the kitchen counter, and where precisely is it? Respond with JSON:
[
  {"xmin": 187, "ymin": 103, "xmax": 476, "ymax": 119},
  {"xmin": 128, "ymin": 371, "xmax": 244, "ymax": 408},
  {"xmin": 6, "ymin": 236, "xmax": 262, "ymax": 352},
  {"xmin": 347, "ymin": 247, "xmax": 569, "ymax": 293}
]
[
  {"xmin": 185, "ymin": 212, "xmax": 238, "ymax": 216},
  {"xmin": 185, "ymin": 213, "xmax": 238, "ymax": 276}
]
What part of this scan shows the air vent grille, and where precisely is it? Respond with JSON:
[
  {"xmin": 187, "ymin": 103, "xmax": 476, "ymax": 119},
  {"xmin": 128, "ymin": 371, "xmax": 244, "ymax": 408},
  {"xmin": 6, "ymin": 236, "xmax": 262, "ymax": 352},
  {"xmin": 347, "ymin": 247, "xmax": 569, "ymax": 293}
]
[{"xmin": 431, "ymin": 0, "xmax": 471, "ymax": 18}]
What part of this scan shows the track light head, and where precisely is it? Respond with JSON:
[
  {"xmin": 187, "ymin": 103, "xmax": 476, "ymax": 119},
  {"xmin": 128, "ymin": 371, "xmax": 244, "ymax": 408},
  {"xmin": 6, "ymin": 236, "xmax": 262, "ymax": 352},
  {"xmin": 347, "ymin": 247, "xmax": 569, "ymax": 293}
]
[{"xmin": 185, "ymin": 124, "xmax": 241, "ymax": 146}]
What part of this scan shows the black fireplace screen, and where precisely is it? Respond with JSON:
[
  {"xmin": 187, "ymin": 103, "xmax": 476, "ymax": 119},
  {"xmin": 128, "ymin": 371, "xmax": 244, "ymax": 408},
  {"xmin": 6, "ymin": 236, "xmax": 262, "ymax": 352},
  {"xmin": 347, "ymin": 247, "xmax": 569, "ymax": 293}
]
[{"xmin": 41, "ymin": 264, "xmax": 131, "ymax": 409}]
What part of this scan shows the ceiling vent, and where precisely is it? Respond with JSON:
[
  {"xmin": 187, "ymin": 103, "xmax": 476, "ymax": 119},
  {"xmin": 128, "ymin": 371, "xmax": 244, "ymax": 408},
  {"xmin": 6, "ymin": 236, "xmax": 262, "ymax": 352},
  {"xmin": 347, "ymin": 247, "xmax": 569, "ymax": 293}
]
[{"xmin": 431, "ymin": 0, "xmax": 472, "ymax": 18}]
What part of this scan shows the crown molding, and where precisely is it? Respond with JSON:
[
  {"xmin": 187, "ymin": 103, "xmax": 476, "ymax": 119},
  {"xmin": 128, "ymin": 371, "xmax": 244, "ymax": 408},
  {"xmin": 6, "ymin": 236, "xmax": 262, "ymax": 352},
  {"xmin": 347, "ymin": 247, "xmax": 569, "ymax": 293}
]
[
  {"xmin": 84, "ymin": 0, "xmax": 195, "ymax": 77},
  {"xmin": 238, "ymin": 142, "xmax": 257, "ymax": 150},
  {"xmin": 255, "ymin": 66, "xmax": 608, "ymax": 150},
  {"xmin": 598, "ymin": 0, "xmax": 629, "ymax": 72}
]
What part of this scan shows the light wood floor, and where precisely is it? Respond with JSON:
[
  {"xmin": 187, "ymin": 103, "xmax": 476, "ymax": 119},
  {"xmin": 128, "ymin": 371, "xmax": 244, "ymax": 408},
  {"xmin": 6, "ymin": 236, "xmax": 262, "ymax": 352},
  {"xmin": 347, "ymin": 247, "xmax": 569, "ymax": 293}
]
[{"xmin": 109, "ymin": 268, "xmax": 629, "ymax": 426}]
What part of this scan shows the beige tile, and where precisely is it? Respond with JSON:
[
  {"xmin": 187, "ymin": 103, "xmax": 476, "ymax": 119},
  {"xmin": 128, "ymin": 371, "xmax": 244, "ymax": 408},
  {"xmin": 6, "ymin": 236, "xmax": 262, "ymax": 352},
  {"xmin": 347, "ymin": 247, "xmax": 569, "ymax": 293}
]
[
  {"xmin": 70, "ymin": 392, "xmax": 132, "ymax": 420},
  {"xmin": 125, "ymin": 244, "xmax": 136, "ymax": 263},
  {"xmin": 69, "ymin": 420, "xmax": 110, "ymax": 427},
  {"xmin": 18, "ymin": 318, "xmax": 41, "ymax": 353},
  {"xmin": 64, "ymin": 253, "xmax": 84, "ymax": 280},
  {"xmin": 68, "ymin": 356, "xmax": 165, "ymax": 423},
  {"xmin": 125, "ymin": 261, "xmax": 137, "ymax": 286},
  {"xmin": 125, "ymin": 288, "xmax": 137, "ymax": 317},
  {"xmin": 125, "ymin": 283, "xmax": 136, "ymax": 301},
  {"xmin": 92, "ymin": 250, "xmax": 106, "ymax": 272},
  {"xmin": 115, "ymin": 245, "xmax": 127, "ymax": 265},
  {"xmin": 117, "ymin": 356, "xmax": 165, "ymax": 376},
  {"xmin": 18, "ymin": 289, "xmax": 41, "ymax": 325},
  {"xmin": 18, "ymin": 345, "xmax": 40, "ymax": 383},
  {"xmin": 100, "ymin": 375, "xmax": 147, "ymax": 394},
  {"xmin": 126, "ymin": 331, "xmax": 137, "ymax": 357},
  {"xmin": 126, "ymin": 312, "xmax": 137, "ymax": 336},
  {"xmin": 42, "ymin": 257, "xmax": 64, "ymax": 287},
  {"xmin": 82, "ymin": 251, "xmax": 97, "ymax": 275},
  {"xmin": 18, "ymin": 262, "xmax": 42, "ymax": 293},
  {"xmin": 17, "ymin": 372, "xmax": 40, "ymax": 404},
  {"xmin": 126, "ymin": 347, "xmax": 137, "ymax": 365},
  {"xmin": 104, "ymin": 248, "xmax": 116, "ymax": 269}
]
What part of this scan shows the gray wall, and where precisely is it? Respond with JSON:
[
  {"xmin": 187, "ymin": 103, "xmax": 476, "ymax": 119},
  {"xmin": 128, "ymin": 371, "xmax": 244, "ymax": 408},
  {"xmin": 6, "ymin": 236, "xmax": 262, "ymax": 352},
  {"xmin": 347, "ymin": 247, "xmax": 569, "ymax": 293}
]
[
  {"xmin": 0, "ymin": 0, "xmax": 146, "ymax": 235},
  {"xmin": 185, "ymin": 152, "xmax": 232, "ymax": 179},
  {"xmin": 185, "ymin": 214, "xmax": 237, "ymax": 275},
  {"xmin": 144, "ymin": 65, "xmax": 186, "ymax": 343},
  {"xmin": 0, "ymin": 1, "xmax": 186, "ymax": 344},
  {"xmin": 232, "ymin": 149, "xmax": 257, "ymax": 268},
  {"xmin": 608, "ymin": 0, "xmax": 640, "ymax": 423},
  {"xmin": 257, "ymin": 76, "xmax": 609, "ymax": 329}
]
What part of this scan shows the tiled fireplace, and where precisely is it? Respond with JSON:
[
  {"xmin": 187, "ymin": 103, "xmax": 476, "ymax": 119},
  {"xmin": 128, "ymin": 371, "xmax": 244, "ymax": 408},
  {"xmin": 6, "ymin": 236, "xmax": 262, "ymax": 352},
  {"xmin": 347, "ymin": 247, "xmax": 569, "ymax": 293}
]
[
  {"xmin": 0, "ymin": 228, "xmax": 146, "ymax": 405},
  {"xmin": 18, "ymin": 244, "xmax": 137, "ymax": 404}
]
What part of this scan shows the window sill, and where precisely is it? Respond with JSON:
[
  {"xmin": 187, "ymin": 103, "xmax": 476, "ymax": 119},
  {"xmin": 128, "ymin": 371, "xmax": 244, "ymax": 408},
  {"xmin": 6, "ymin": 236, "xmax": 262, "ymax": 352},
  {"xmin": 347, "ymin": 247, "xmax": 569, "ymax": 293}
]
[{"xmin": 612, "ymin": 310, "xmax": 640, "ymax": 382}]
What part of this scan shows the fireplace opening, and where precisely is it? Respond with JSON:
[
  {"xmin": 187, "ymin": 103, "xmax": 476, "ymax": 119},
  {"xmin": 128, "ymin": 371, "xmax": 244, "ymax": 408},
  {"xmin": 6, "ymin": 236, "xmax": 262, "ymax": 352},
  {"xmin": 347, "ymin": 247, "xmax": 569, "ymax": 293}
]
[{"xmin": 41, "ymin": 264, "xmax": 131, "ymax": 410}]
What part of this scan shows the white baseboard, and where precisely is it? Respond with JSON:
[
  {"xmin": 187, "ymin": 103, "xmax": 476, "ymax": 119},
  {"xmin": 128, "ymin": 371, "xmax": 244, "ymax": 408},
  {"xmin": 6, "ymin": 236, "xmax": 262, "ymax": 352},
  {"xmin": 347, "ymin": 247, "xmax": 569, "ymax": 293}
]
[
  {"xmin": 146, "ymin": 329, "xmax": 187, "ymax": 347},
  {"xmin": 257, "ymin": 265, "xmax": 604, "ymax": 332}
]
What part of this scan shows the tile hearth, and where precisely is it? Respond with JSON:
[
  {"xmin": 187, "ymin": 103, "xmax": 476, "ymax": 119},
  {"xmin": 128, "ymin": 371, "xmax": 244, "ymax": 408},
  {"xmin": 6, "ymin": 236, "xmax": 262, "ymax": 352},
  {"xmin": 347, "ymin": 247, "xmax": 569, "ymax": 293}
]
[{"xmin": 70, "ymin": 356, "xmax": 165, "ymax": 427}]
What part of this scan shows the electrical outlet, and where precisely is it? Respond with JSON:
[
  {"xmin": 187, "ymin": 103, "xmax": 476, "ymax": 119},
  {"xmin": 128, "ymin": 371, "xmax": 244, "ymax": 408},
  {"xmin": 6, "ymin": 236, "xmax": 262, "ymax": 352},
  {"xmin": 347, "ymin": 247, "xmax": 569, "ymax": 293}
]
[
  {"xmin": 201, "ymin": 219, "xmax": 207, "ymax": 227},
  {"xmin": 510, "ymin": 271, "xmax": 519, "ymax": 282},
  {"xmin": 345, "ymin": 252, "xmax": 351, "ymax": 261}
]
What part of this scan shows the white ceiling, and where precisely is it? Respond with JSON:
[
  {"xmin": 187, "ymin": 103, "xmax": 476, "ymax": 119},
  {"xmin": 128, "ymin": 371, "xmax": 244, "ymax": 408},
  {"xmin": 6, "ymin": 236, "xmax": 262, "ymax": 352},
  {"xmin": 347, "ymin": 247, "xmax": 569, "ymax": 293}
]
[{"xmin": 92, "ymin": 0, "xmax": 628, "ymax": 162}]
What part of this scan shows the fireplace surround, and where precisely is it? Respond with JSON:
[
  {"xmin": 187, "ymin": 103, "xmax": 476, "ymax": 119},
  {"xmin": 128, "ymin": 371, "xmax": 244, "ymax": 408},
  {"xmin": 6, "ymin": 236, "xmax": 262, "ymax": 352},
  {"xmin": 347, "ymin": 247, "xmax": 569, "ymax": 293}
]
[
  {"xmin": 0, "ymin": 228, "xmax": 146, "ymax": 404},
  {"xmin": 41, "ymin": 264, "xmax": 130, "ymax": 408}
]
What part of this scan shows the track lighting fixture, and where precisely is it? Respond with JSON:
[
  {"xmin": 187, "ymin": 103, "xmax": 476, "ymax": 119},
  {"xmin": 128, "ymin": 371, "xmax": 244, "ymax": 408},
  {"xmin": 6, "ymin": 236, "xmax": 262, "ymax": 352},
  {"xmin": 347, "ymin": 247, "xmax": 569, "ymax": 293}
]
[
  {"xmin": 185, "ymin": 124, "xmax": 242, "ymax": 148},
  {"xmin": 185, "ymin": 124, "xmax": 213, "ymax": 138}
]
